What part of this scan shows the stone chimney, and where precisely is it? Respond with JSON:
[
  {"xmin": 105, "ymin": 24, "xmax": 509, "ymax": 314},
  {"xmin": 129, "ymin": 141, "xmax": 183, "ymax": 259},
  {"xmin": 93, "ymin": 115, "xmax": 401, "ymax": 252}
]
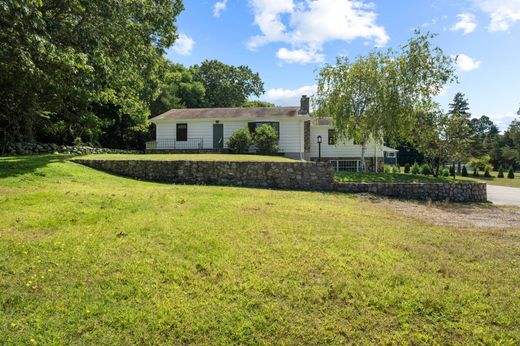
[{"xmin": 299, "ymin": 95, "xmax": 310, "ymax": 114}]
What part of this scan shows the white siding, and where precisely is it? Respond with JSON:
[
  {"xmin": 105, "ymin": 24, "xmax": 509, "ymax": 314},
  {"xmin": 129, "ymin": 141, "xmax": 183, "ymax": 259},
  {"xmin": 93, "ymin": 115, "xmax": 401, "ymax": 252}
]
[
  {"xmin": 155, "ymin": 118, "xmax": 305, "ymax": 154},
  {"xmin": 310, "ymin": 126, "xmax": 383, "ymax": 158}
]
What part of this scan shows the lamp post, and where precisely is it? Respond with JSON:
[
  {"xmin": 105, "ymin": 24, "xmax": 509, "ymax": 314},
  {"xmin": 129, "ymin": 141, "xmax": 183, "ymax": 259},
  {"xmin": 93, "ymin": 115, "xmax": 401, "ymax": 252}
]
[{"xmin": 317, "ymin": 135, "xmax": 322, "ymax": 162}]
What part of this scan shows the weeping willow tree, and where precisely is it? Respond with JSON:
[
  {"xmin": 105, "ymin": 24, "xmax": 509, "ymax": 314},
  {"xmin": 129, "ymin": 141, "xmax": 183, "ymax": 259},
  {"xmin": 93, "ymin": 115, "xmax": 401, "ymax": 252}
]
[{"xmin": 314, "ymin": 32, "xmax": 457, "ymax": 172}]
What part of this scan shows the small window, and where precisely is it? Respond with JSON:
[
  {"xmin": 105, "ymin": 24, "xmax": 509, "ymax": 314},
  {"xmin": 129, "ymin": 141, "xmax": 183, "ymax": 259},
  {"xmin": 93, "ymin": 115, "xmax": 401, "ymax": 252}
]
[
  {"xmin": 328, "ymin": 129, "xmax": 337, "ymax": 145},
  {"xmin": 331, "ymin": 160, "xmax": 360, "ymax": 172},
  {"xmin": 176, "ymin": 123, "xmax": 187, "ymax": 141},
  {"xmin": 247, "ymin": 122, "xmax": 280, "ymax": 138},
  {"xmin": 387, "ymin": 152, "xmax": 396, "ymax": 158}
]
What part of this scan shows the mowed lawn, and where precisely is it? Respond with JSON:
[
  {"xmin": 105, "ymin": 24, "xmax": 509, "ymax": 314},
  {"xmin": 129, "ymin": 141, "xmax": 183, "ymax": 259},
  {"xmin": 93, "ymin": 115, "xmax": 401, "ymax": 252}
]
[
  {"xmin": 79, "ymin": 153, "xmax": 297, "ymax": 162},
  {"xmin": 458, "ymin": 170, "xmax": 520, "ymax": 188},
  {"xmin": 1, "ymin": 155, "xmax": 520, "ymax": 344}
]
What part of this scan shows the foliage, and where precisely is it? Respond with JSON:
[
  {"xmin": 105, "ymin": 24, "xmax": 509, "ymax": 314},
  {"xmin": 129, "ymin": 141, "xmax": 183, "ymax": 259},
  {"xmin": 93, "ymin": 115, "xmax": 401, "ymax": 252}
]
[
  {"xmin": 462, "ymin": 165, "xmax": 468, "ymax": 177},
  {"xmin": 440, "ymin": 168, "xmax": 450, "ymax": 177},
  {"xmin": 226, "ymin": 128, "xmax": 253, "ymax": 153},
  {"xmin": 394, "ymin": 164, "xmax": 400, "ymax": 174},
  {"xmin": 468, "ymin": 155, "xmax": 493, "ymax": 172},
  {"xmin": 192, "ymin": 60, "xmax": 265, "ymax": 108},
  {"xmin": 404, "ymin": 163, "xmax": 410, "ymax": 174},
  {"xmin": 449, "ymin": 164, "xmax": 455, "ymax": 177},
  {"xmin": 314, "ymin": 31, "xmax": 456, "ymax": 172},
  {"xmin": 0, "ymin": 0, "xmax": 184, "ymax": 148},
  {"xmin": 411, "ymin": 162, "xmax": 421, "ymax": 175},
  {"xmin": 335, "ymin": 171, "xmax": 452, "ymax": 183},
  {"xmin": 498, "ymin": 165, "xmax": 504, "ymax": 178},
  {"xmin": 448, "ymin": 92, "xmax": 471, "ymax": 118},
  {"xmin": 242, "ymin": 100, "xmax": 275, "ymax": 108},
  {"xmin": 484, "ymin": 167, "xmax": 492, "ymax": 178},
  {"xmin": 421, "ymin": 163, "xmax": 432, "ymax": 175},
  {"xmin": 473, "ymin": 168, "xmax": 479, "ymax": 177},
  {"xmin": 508, "ymin": 166, "xmax": 515, "ymax": 179},
  {"xmin": 253, "ymin": 124, "xmax": 279, "ymax": 154}
]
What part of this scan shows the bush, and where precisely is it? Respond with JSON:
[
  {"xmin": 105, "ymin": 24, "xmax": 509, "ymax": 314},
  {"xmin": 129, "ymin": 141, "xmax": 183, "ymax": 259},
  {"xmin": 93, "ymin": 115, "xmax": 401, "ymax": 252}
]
[
  {"xmin": 227, "ymin": 128, "xmax": 253, "ymax": 153},
  {"xmin": 468, "ymin": 155, "xmax": 492, "ymax": 171},
  {"xmin": 508, "ymin": 166, "xmax": 515, "ymax": 179},
  {"xmin": 404, "ymin": 163, "xmax": 410, "ymax": 174},
  {"xmin": 411, "ymin": 162, "xmax": 421, "ymax": 175},
  {"xmin": 420, "ymin": 163, "xmax": 432, "ymax": 175},
  {"xmin": 440, "ymin": 168, "xmax": 450, "ymax": 177},
  {"xmin": 254, "ymin": 124, "xmax": 279, "ymax": 154},
  {"xmin": 484, "ymin": 167, "xmax": 492, "ymax": 178},
  {"xmin": 461, "ymin": 165, "xmax": 468, "ymax": 177},
  {"xmin": 449, "ymin": 164, "xmax": 455, "ymax": 177},
  {"xmin": 384, "ymin": 165, "xmax": 392, "ymax": 173},
  {"xmin": 497, "ymin": 165, "xmax": 504, "ymax": 178},
  {"xmin": 473, "ymin": 167, "xmax": 479, "ymax": 177},
  {"xmin": 392, "ymin": 165, "xmax": 400, "ymax": 174}
]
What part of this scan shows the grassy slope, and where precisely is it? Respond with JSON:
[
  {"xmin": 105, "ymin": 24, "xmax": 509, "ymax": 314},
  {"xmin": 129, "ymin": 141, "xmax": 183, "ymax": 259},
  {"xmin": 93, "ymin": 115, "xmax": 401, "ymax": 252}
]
[
  {"xmin": 458, "ymin": 171, "xmax": 520, "ymax": 188},
  {"xmin": 1, "ymin": 155, "xmax": 520, "ymax": 344},
  {"xmin": 336, "ymin": 172, "xmax": 454, "ymax": 184},
  {"xmin": 78, "ymin": 153, "xmax": 297, "ymax": 162}
]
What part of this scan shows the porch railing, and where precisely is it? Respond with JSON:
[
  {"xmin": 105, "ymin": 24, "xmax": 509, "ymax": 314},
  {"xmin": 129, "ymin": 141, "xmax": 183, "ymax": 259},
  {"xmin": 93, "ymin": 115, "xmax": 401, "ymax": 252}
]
[{"xmin": 146, "ymin": 138, "xmax": 204, "ymax": 150}]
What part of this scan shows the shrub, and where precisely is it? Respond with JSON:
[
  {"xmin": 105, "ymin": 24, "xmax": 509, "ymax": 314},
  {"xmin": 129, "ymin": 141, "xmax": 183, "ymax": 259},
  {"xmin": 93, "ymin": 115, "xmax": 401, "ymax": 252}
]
[
  {"xmin": 392, "ymin": 165, "xmax": 400, "ymax": 174},
  {"xmin": 404, "ymin": 163, "xmax": 410, "ymax": 174},
  {"xmin": 254, "ymin": 124, "xmax": 279, "ymax": 154},
  {"xmin": 420, "ymin": 163, "xmax": 432, "ymax": 175},
  {"xmin": 226, "ymin": 128, "xmax": 253, "ymax": 153},
  {"xmin": 484, "ymin": 167, "xmax": 492, "ymax": 178},
  {"xmin": 440, "ymin": 168, "xmax": 450, "ymax": 177},
  {"xmin": 497, "ymin": 165, "xmax": 504, "ymax": 178},
  {"xmin": 411, "ymin": 162, "xmax": 421, "ymax": 175},
  {"xmin": 384, "ymin": 165, "xmax": 392, "ymax": 173},
  {"xmin": 473, "ymin": 167, "xmax": 479, "ymax": 177},
  {"xmin": 449, "ymin": 164, "xmax": 455, "ymax": 177},
  {"xmin": 508, "ymin": 166, "xmax": 515, "ymax": 179},
  {"xmin": 461, "ymin": 165, "xmax": 468, "ymax": 177},
  {"xmin": 468, "ymin": 155, "xmax": 492, "ymax": 171}
]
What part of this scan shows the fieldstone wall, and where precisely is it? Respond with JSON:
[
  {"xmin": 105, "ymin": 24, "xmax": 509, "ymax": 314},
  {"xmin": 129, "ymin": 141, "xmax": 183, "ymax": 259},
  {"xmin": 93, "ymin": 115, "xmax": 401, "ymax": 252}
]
[
  {"xmin": 74, "ymin": 159, "xmax": 335, "ymax": 190},
  {"xmin": 334, "ymin": 182, "xmax": 487, "ymax": 202},
  {"xmin": 2, "ymin": 142, "xmax": 141, "ymax": 156},
  {"xmin": 73, "ymin": 158, "xmax": 487, "ymax": 202}
]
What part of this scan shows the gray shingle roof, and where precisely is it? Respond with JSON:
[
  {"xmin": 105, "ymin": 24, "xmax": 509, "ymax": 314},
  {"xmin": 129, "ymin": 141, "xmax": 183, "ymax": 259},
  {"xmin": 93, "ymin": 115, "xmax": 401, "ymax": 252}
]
[{"xmin": 150, "ymin": 107, "xmax": 306, "ymax": 121}]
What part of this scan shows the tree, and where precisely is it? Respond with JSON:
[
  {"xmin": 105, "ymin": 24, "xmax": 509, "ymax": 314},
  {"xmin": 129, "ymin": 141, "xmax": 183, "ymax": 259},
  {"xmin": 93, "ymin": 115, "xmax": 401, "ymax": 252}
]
[
  {"xmin": 0, "ymin": 0, "xmax": 184, "ymax": 150},
  {"xmin": 242, "ymin": 100, "xmax": 275, "ymax": 108},
  {"xmin": 448, "ymin": 92, "xmax": 471, "ymax": 118},
  {"xmin": 192, "ymin": 60, "xmax": 265, "ymax": 108},
  {"xmin": 314, "ymin": 32, "xmax": 456, "ymax": 171}
]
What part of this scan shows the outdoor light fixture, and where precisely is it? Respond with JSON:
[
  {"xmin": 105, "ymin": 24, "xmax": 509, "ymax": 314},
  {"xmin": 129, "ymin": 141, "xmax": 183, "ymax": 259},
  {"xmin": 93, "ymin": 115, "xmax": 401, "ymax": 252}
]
[{"xmin": 317, "ymin": 135, "xmax": 322, "ymax": 161}]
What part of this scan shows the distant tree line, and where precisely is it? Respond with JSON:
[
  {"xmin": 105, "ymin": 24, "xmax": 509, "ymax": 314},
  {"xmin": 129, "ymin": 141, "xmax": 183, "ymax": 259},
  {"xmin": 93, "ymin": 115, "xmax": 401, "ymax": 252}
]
[{"xmin": 0, "ymin": 1, "xmax": 268, "ymax": 152}]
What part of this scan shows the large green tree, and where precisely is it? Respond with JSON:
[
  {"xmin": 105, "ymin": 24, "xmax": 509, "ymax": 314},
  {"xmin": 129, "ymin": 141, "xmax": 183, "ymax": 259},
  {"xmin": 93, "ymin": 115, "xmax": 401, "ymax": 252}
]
[
  {"xmin": 0, "ymin": 0, "xmax": 184, "ymax": 148},
  {"xmin": 314, "ymin": 32, "xmax": 456, "ymax": 171},
  {"xmin": 192, "ymin": 60, "xmax": 265, "ymax": 108}
]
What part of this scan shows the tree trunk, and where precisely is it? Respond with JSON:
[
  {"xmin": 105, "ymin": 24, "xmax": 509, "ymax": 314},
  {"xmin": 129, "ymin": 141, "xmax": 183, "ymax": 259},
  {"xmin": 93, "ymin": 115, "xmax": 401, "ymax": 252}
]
[{"xmin": 360, "ymin": 141, "xmax": 367, "ymax": 172}]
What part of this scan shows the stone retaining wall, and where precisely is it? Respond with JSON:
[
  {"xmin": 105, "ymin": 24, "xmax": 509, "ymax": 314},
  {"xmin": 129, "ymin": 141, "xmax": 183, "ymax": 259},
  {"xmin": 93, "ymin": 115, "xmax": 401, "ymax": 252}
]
[
  {"xmin": 334, "ymin": 182, "xmax": 487, "ymax": 202},
  {"xmin": 74, "ymin": 159, "xmax": 335, "ymax": 190},
  {"xmin": 74, "ymin": 159, "xmax": 487, "ymax": 202},
  {"xmin": 2, "ymin": 142, "xmax": 141, "ymax": 156}
]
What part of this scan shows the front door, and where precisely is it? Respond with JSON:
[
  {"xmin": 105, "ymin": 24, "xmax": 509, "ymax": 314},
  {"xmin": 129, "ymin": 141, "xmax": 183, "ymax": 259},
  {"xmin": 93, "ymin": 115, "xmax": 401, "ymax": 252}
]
[{"xmin": 213, "ymin": 124, "xmax": 224, "ymax": 150}]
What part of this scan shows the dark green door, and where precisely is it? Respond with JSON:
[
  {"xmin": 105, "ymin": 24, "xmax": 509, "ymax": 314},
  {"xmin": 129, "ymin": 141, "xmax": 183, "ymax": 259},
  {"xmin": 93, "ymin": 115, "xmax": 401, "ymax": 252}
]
[{"xmin": 213, "ymin": 124, "xmax": 224, "ymax": 150}]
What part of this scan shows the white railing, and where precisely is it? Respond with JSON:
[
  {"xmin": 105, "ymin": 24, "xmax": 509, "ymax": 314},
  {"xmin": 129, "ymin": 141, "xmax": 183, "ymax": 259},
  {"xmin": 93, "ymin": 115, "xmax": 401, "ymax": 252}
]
[{"xmin": 146, "ymin": 138, "xmax": 204, "ymax": 150}]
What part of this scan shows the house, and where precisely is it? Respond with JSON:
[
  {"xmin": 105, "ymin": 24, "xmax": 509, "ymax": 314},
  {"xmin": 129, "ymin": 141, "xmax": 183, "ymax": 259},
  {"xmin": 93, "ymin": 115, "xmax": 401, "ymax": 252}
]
[{"xmin": 148, "ymin": 96, "xmax": 397, "ymax": 172}]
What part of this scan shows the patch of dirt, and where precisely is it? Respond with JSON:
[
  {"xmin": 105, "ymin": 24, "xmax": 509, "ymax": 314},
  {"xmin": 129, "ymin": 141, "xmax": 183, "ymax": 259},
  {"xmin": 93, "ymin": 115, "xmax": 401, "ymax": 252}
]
[
  {"xmin": 359, "ymin": 194, "xmax": 520, "ymax": 229},
  {"xmin": 0, "ymin": 188, "xmax": 25, "ymax": 194}
]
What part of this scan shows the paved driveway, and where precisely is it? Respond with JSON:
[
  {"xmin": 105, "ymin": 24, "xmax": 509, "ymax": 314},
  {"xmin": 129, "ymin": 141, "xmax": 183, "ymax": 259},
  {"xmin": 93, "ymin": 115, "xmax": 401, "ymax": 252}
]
[{"xmin": 487, "ymin": 185, "xmax": 520, "ymax": 206}]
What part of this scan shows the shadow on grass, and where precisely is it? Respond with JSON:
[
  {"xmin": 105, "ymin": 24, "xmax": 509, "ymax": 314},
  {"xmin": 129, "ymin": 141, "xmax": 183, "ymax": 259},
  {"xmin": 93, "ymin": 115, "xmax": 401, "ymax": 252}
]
[
  {"xmin": 335, "ymin": 172, "xmax": 454, "ymax": 184},
  {"xmin": 0, "ymin": 154, "xmax": 73, "ymax": 178}
]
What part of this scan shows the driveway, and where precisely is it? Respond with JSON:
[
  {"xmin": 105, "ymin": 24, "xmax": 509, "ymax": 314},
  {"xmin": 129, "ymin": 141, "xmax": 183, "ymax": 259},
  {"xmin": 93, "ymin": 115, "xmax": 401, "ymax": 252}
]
[{"xmin": 487, "ymin": 185, "xmax": 520, "ymax": 206}]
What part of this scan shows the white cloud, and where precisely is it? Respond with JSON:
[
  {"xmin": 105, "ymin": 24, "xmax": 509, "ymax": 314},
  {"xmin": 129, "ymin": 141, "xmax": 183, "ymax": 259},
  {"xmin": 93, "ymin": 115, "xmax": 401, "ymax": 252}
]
[
  {"xmin": 473, "ymin": 0, "xmax": 520, "ymax": 31},
  {"xmin": 491, "ymin": 112, "xmax": 517, "ymax": 131},
  {"xmin": 171, "ymin": 34, "xmax": 195, "ymax": 56},
  {"xmin": 263, "ymin": 85, "xmax": 317, "ymax": 106},
  {"xmin": 451, "ymin": 13, "xmax": 477, "ymax": 34},
  {"xmin": 214, "ymin": 0, "xmax": 228, "ymax": 17},
  {"xmin": 453, "ymin": 54, "xmax": 481, "ymax": 71},
  {"xmin": 248, "ymin": 0, "xmax": 388, "ymax": 64},
  {"xmin": 276, "ymin": 48, "xmax": 325, "ymax": 64}
]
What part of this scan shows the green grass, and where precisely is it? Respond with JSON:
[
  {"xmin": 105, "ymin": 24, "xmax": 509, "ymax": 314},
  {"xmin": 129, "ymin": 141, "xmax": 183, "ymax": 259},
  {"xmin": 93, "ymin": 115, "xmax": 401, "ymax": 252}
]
[
  {"xmin": 458, "ymin": 170, "xmax": 520, "ymax": 188},
  {"xmin": 1, "ymin": 155, "xmax": 520, "ymax": 344},
  {"xmin": 77, "ymin": 153, "xmax": 297, "ymax": 162},
  {"xmin": 336, "ymin": 172, "xmax": 454, "ymax": 183}
]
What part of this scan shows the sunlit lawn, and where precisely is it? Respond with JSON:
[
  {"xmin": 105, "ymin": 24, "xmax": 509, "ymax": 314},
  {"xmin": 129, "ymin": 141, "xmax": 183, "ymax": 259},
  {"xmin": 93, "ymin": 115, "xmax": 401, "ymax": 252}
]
[
  {"xmin": 457, "ymin": 170, "xmax": 520, "ymax": 188},
  {"xmin": 335, "ymin": 172, "xmax": 453, "ymax": 184},
  {"xmin": 78, "ymin": 153, "xmax": 297, "ymax": 162},
  {"xmin": 1, "ymin": 155, "xmax": 519, "ymax": 344}
]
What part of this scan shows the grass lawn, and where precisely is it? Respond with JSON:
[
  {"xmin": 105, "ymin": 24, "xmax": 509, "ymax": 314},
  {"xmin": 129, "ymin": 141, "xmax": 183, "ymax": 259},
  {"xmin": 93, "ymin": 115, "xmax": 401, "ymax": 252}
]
[
  {"xmin": 458, "ymin": 170, "xmax": 520, "ymax": 188},
  {"xmin": 336, "ymin": 171, "xmax": 454, "ymax": 183},
  {"xmin": 1, "ymin": 155, "xmax": 520, "ymax": 344},
  {"xmin": 77, "ymin": 153, "xmax": 297, "ymax": 162}
]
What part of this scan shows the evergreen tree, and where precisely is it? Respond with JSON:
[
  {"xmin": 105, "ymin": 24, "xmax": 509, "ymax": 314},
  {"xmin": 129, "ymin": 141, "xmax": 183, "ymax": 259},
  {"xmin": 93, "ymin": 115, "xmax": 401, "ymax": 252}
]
[
  {"xmin": 498, "ymin": 165, "xmax": 504, "ymax": 178},
  {"xmin": 484, "ymin": 167, "xmax": 492, "ymax": 177},
  {"xmin": 404, "ymin": 163, "xmax": 410, "ymax": 173},
  {"xmin": 461, "ymin": 165, "xmax": 468, "ymax": 177},
  {"xmin": 473, "ymin": 167, "xmax": 479, "ymax": 177},
  {"xmin": 508, "ymin": 166, "xmax": 515, "ymax": 179},
  {"xmin": 449, "ymin": 92, "xmax": 471, "ymax": 119}
]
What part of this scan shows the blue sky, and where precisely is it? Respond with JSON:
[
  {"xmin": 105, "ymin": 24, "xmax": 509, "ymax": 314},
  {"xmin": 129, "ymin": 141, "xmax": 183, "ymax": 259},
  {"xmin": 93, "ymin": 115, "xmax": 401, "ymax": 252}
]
[{"xmin": 165, "ymin": 0, "xmax": 520, "ymax": 130}]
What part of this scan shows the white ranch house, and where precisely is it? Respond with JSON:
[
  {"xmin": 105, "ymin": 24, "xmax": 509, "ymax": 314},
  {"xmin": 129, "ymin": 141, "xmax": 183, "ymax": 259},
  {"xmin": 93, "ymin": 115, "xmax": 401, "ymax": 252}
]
[{"xmin": 148, "ymin": 96, "xmax": 397, "ymax": 172}]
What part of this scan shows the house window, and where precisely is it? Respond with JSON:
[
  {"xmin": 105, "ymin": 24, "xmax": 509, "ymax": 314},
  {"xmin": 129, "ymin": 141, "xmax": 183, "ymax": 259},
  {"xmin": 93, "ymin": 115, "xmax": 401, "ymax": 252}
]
[
  {"xmin": 176, "ymin": 123, "xmax": 187, "ymax": 141},
  {"xmin": 330, "ymin": 160, "xmax": 360, "ymax": 172},
  {"xmin": 386, "ymin": 152, "xmax": 396, "ymax": 158},
  {"xmin": 247, "ymin": 122, "xmax": 280, "ymax": 138},
  {"xmin": 328, "ymin": 129, "xmax": 337, "ymax": 145}
]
